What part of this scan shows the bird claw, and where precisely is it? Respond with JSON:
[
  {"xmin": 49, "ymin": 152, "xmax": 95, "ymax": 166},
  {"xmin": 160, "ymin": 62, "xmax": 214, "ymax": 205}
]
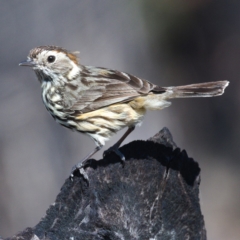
[
  {"xmin": 70, "ymin": 145, "xmax": 126, "ymax": 181},
  {"xmin": 103, "ymin": 146, "xmax": 125, "ymax": 162},
  {"xmin": 70, "ymin": 161, "xmax": 89, "ymax": 181}
]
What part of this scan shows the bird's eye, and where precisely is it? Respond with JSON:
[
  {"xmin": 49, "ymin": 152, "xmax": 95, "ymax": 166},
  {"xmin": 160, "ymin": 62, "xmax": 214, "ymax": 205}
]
[{"xmin": 47, "ymin": 55, "xmax": 56, "ymax": 63}]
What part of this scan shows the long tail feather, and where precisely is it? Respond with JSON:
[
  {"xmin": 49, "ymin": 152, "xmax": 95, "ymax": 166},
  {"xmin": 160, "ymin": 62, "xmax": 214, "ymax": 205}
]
[{"xmin": 164, "ymin": 80, "xmax": 229, "ymax": 98}]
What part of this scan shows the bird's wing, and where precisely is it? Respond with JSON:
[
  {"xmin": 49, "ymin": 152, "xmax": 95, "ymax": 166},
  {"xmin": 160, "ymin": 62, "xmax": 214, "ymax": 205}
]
[{"xmin": 64, "ymin": 66, "xmax": 165, "ymax": 113}]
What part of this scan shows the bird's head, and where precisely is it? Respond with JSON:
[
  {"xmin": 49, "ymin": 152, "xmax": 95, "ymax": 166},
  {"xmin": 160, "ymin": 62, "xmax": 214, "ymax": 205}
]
[{"xmin": 19, "ymin": 46, "xmax": 80, "ymax": 83}]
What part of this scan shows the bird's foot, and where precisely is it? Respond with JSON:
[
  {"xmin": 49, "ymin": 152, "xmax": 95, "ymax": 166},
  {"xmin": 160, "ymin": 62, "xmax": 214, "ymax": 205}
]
[
  {"xmin": 70, "ymin": 160, "xmax": 89, "ymax": 181},
  {"xmin": 103, "ymin": 146, "xmax": 126, "ymax": 164},
  {"xmin": 70, "ymin": 145, "xmax": 102, "ymax": 181}
]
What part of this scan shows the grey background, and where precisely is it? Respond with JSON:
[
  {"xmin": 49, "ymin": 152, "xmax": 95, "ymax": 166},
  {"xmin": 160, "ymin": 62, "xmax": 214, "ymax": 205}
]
[{"xmin": 0, "ymin": 1, "xmax": 239, "ymax": 239}]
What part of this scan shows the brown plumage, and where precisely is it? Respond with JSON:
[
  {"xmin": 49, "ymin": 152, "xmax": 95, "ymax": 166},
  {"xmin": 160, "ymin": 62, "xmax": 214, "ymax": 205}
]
[{"xmin": 19, "ymin": 45, "xmax": 229, "ymax": 176}]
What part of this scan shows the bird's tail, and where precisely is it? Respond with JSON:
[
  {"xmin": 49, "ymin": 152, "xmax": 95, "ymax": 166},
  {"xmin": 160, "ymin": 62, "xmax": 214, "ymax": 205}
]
[
  {"xmin": 130, "ymin": 80, "xmax": 229, "ymax": 111},
  {"xmin": 164, "ymin": 80, "xmax": 229, "ymax": 99}
]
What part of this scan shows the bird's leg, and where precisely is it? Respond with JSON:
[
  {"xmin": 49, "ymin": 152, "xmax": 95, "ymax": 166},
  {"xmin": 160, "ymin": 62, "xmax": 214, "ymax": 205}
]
[
  {"xmin": 70, "ymin": 144, "xmax": 103, "ymax": 179},
  {"xmin": 71, "ymin": 126, "xmax": 135, "ymax": 179},
  {"xmin": 103, "ymin": 126, "xmax": 135, "ymax": 161}
]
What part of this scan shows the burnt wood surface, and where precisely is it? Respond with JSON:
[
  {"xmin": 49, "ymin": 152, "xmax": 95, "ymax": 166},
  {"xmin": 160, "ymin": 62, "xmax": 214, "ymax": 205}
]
[{"xmin": 3, "ymin": 128, "xmax": 206, "ymax": 240}]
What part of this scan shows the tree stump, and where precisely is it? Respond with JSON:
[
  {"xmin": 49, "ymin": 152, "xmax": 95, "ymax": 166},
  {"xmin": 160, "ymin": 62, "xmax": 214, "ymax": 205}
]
[{"xmin": 3, "ymin": 128, "xmax": 206, "ymax": 240}]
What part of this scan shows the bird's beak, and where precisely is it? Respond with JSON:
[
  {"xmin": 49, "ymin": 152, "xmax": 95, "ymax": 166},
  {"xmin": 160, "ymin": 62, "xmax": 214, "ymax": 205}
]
[{"xmin": 19, "ymin": 59, "xmax": 36, "ymax": 67}]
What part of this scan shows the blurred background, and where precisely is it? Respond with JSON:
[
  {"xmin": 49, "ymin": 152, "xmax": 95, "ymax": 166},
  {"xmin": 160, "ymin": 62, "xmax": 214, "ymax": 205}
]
[{"xmin": 0, "ymin": 0, "xmax": 239, "ymax": 239}]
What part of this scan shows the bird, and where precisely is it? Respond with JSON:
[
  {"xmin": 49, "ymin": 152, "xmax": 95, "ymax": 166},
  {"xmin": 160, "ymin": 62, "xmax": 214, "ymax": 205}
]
[{"xmin": 19, "ymin": 45, "xmax": 229, "ymax": 176}]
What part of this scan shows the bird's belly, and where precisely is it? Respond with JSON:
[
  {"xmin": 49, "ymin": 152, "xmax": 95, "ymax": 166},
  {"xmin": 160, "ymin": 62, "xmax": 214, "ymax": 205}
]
[
  {"xmin": 74, "ymin": 103, "xmax": 146, "ymax": 145},
  {"xmin": 42, "ymin": 87, "xmax": 146, "ymax": 145}
]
